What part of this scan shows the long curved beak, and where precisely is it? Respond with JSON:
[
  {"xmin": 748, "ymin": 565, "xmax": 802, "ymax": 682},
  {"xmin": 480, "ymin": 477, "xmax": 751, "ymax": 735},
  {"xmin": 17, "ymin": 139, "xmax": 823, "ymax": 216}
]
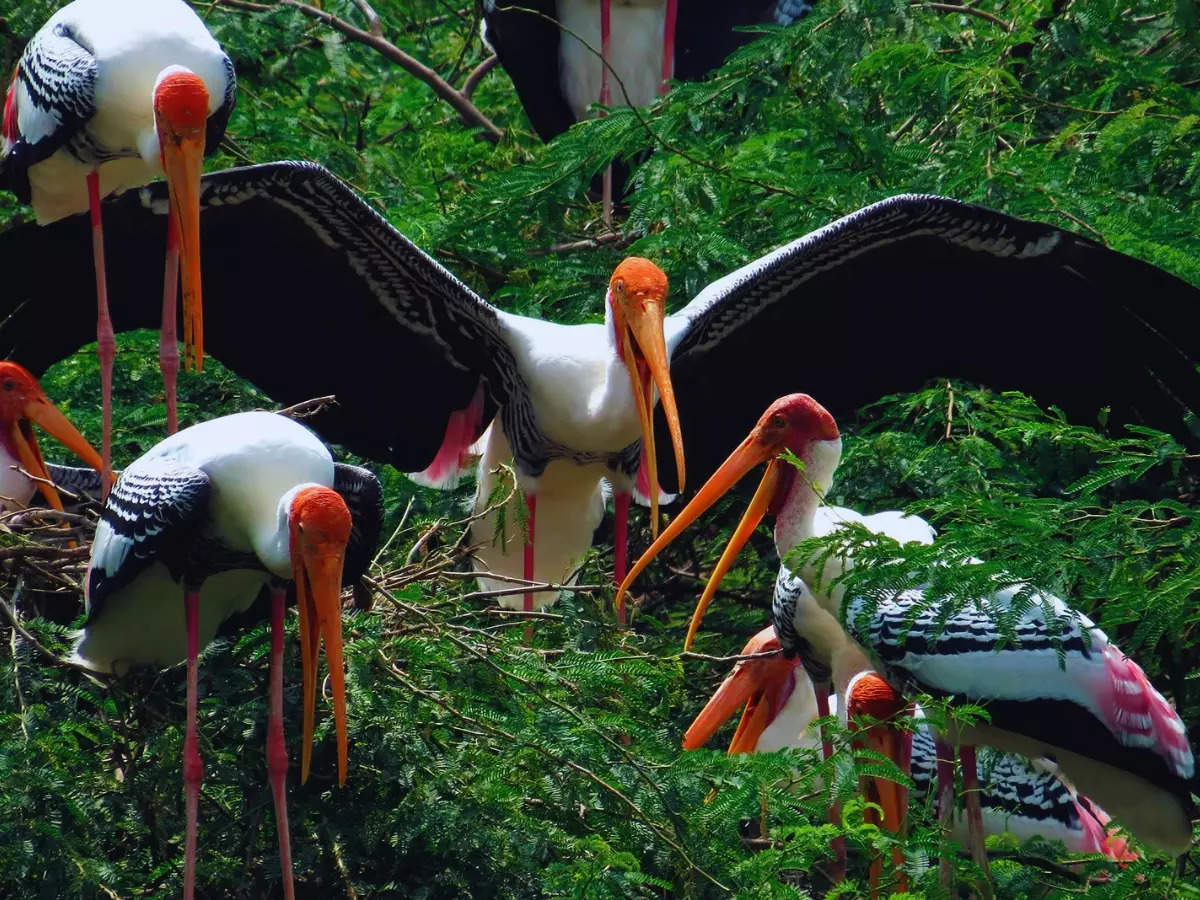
[
  {"xmin": 684, "ymin": 661, "xmax": 773, "ymax": 752},
  {"xmin": 614, "ymin": 427, "xmax": 778, "ymax": 631},
  {"xmin": 19, "ymin": 397, "xmax": 106, "ymax": 510},
  {"xmin": 161, "ymin": 128, "xmax": 205, "ymax": 374},
  {"xmin": 857, "ymin": 724, "xmax": 911, "ymax": 894},
  {"xmin": 294, "ymin": 546, "xmax": 349, "ymax": 786},
  {"xmin": 617, "ymin": 297, "xmax": 685, "ymax": 537}
]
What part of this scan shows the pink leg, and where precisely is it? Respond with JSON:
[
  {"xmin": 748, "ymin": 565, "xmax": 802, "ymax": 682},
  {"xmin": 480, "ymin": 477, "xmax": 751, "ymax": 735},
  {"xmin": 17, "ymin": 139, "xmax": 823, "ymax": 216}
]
[
  {"xmin": 87, "ymin": 172, "xmax": 115, "ymax": 495},
  {"xmin": 960, "ymin": 745, "xmax": 990, "ymax": 879},
  {"xmin": 814, "ymin": 683, "xmax": 846, "ymax": 882},
  {"xmin": 161, "ymin": 214, "xmax": 181, "ymax": 435},
  {"xmin": 523, "ymin": 493, "xmax": 537, "ymax": 612},
  {"xmin": 614, "ymin": 490, "xmax": 630, "ymax": 624},
  {"xmin": 600, "ymin": 0, "xmax": 613, "ymax": 226},
  {"xmin": 267, "ymin": 586, "xmax": 296, "ymax": 900},
  {"xmin": 183, "ymin": 588, "xmax": 203, "ymax": 900},
  {"xmin": 661, "ymin": 0, "xmax": 677, "ymax": 90},
  {"xmin": 935, "ymin": 738, "xmax": 956, "ymax": 891}
]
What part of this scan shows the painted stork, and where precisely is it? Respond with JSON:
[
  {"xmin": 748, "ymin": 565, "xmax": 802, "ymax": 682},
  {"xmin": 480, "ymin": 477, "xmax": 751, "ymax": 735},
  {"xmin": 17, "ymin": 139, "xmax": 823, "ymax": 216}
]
[
  {"xmin": 618, "ymin": 394, "xmax": 1197, "ymax": 866},
  {"xmin": 685, "ymin": 627, "xmax": 1136, "ymax": 871},
  {"xmin": 480, "ymin": 0, "xmax": 815, "ymax": 208},
  {"xmin": 0, "ymin": 360, "xmax": 104, "ymax": 511},
  {"xmin": 1, "ymin": 0, "xmax": 236, "ymax": 477},
  {"xmin": 0, "ymin": 170, "xmax": 1199, "ymax": 618},
  {"xmin": 72, "ymin": 411, "xmax": 383, "ymax": 900}
]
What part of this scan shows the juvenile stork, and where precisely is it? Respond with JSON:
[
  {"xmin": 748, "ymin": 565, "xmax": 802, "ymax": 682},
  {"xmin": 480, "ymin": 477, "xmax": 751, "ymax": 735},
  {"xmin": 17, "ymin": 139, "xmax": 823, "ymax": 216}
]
[
  {"xmin": 1, "ymin": 167, "xmax": 1199, "ymax": 619},
  {"xmin": 1, "ymin": 0, "xmax": 236, "ymax": 475},
  {"xmin": 686, "ymin": 626, "xmax": 1136, "ymax": 886},
  {"xmin": 73, "ymin": 411, "xmax": 382, "ymax": 900},
  {"xmin": 0, "ymin": 360, "xmax": 104, "ymax": 511},
  {"xmin": 620, "ymin": 395, "xmax": 1196, "ymax": 865}
]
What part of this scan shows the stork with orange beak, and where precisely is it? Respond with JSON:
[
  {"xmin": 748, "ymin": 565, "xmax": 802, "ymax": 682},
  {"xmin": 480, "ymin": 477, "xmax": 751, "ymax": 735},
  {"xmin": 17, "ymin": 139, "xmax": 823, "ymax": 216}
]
[
  {"xmin": 0, "ymin": 360, "xmax": 105, "ymax": 512},
  {"xmin": 687, "ymin": 627, "xmax": 1135, "ymax": 896},
  {"xmin": 620, "ymin": 394, "xmax": 1195, "ymax": 868},
  {"xmin": 72, "ymin": 411, "xmax": 382, "ymax": 900},
  {"xmin": 1, "ymin": 0, "xmax": 236, "ymax": 476}
]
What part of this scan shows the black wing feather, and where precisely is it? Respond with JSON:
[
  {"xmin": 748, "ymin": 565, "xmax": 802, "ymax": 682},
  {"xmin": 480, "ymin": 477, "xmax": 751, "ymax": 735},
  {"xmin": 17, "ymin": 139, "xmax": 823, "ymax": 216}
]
[
  {"xmin": 334, "ymin": 462, "xmax": 384, "ymax": 584},
  {"xmin": 85, "ymin": 461, "xmax": 211, "ymax": 623},
  {"xmin": 0, "ymin": 161, "xmax": 513, "ymax": 469},
  {"xmin": 656, "ymin": 195, "xmax": 1200, "ymax": 492}
]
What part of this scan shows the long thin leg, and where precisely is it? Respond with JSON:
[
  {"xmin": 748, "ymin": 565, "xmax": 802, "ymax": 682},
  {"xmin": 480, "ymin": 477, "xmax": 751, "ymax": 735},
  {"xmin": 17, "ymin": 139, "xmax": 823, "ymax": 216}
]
[
  {"xmin": 814, "ymin": 683, "xmax": 846, "ymax": 883},
  {"xmin": 161, "ymin": 214, "xmax": 181, "ymax": 435},
  {"xmin": 600, "ymin": 0, "xmax": 613, "ymax": 226},
  {"xmin": 614, "ymin": 490, "xmax": 630, "ymax": 623},
  {"xmin": 183, "ymin": 588, "xmax": 203, "ymax": 900},
  {"xmin": 267, "ymin": 585, "xmax": 296, "ymax": 900},
  {"xmin": 960, "ymin": 745, "xmax": 991, "ymax": 884},
  {"xmin": 661, "ymin": 0, "xmax": 677, "ymax": 90},
  {"xmin": 87, "ymin": 172, "xmax": 115, "ymax": 495},
  {"xmin": 523, "ymin": 493, "xmax": 537, "ymax": 612},
  {"xmin": 935, "ymin": 738, "xmax": 956, "ymax": 892}
]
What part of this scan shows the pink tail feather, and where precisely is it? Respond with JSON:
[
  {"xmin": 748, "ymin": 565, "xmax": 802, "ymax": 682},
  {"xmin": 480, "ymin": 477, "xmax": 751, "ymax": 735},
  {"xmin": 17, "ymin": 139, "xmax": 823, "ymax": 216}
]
[
  {"xmin": 409, "ymin": 384, "xmax": 485, "ymax": 488},
  {"xmin": 1099, "ymin": 643, "xmax": 1193, "ymax": 779}
]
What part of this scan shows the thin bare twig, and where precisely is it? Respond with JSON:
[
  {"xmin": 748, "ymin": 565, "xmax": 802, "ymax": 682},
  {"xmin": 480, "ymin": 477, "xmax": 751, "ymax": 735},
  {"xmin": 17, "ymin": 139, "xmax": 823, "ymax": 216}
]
[
  {"xmin": 0, "ymin": 590, "xmax": 107, "ymax": 682},
  {"xmin": 912, "ymin": 2, "xmax": 1013, "ymax": 31},
  {"xmin": 273, "ymin": 394, "xmax": 338, "ymax": 420},
  {"xmin": 529, "ymin": 232, "xmax": 636, "ymax": 256},
  {"xmin": 212, "ymin": 0, "xmax": 503, "ymax": 141},
  {"xmin": 352, "ymin": 0, "xmax": 382, "ymax": 36},
  {"xmin": 462, "ymin": 55, "xmax": 499, "ymax": 100},
  {"xmin": 681, "ymin": 648, "xmax": 782, "ymax": 665}
]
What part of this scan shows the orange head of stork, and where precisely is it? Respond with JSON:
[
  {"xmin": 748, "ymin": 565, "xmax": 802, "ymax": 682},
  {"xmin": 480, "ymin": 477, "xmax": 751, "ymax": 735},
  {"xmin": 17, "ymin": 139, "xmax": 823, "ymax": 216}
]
[
  {"xmin": 0, "ymin": 361, "xmax": 105, "ymax": 510},
  {"xmin": 609, "ymin": 257, "xmax": 686, "ymax": 535},
  {"xmin": 614, "ymin": 393, "xmax": 839, "ymax": 639},
  {"xmin": 288, "ymin": 485, "xmax": 354, "ymax": 786},
  {"xmin": 153, "ymin": 67, "xmax": 210, "ymax": 376},
  {"xmin": 683, "ymin": 626, "xmax": 802, "ymax": 754},
  {"xmin": 845, "ymin": 671, "xmax": 911, "ymax": 894}
]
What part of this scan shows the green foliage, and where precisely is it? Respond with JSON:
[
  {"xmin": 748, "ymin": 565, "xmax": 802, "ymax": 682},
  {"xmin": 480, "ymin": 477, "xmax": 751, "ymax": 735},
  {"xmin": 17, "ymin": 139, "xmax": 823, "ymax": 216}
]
[{"xmin": 1, "ymin": 0, "xmax": 1198, "ymax": 897}]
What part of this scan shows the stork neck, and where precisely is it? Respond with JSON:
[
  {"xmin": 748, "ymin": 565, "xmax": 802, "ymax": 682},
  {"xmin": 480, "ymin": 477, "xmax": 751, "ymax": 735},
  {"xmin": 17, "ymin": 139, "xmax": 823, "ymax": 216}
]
[
  {"xmin": 773, "ymin": 438, "xmax": 843, "ymax": 564},
  {"xmin": 259, "ymin": 483, "xmax": 324, "ymax": 579}
]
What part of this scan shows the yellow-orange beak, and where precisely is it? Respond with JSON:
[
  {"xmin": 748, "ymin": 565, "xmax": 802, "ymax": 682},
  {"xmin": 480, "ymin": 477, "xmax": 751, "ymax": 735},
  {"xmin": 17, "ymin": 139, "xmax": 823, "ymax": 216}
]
[
  {"xmin": 160, "ymin": 127, "xmax": 205, "ymax": 374},
  {"xmin": 294, "ymin": 543, "xmax": 349, "ymax": 786},
  {"xmin": 683, "ymin": 631, "xmax": 792, "ymax": 754},
  {"xmin": 614, "ymin": 291, "xmax": 685, "ymax": 539},
  {"xmin": 18, "ymin": 396, "xmax": 106, "ymax": 510},
  {"xmin": 614, "ymin": 425, "xmax": 782, "ymax": 637}
]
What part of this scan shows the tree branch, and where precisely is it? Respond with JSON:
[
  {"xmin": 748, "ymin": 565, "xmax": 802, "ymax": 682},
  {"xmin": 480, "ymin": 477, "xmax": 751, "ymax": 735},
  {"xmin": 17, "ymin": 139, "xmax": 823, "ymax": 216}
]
[
  {"xmin": 462, "ymin": 54, "xmax": 499, "ymax": 101},
  {"xmin": 211, "ymin": 0, "xmax": 504, "ymax": 142}
]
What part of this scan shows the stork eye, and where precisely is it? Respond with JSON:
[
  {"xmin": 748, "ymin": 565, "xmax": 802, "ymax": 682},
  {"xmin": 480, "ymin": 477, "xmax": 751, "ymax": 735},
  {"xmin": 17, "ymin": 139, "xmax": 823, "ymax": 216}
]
[
  {"xmin": 2, "ymin": 380, "xmax": 15, "ymax": 392},
  {"xmin": 615, "ymin": 278, "xmax": 625, "ymax": 293},
  {"xmin": 770, "ymin": 414, "xmax": 787, "ymax": 428}
]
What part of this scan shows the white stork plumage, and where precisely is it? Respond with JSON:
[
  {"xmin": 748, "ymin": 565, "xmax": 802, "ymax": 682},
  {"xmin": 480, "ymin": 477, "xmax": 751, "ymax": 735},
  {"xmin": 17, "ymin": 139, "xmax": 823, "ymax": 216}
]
[
  {"xmin": 1, "ymin": 0, "xmax": 236, "ymax": 476},
  {"xmin": 618, "ymin": 395, "xmax": 1196, "ymax": 868},
  {"xmin": 684, "ymin": 627, "xmax": 1136, "ymax": 873},
  {"xmin": 0, "ymin": 360, "xmax": 103, "ymax": 512},
  {"xmin": 1, "ymin": 164, "xmax": 1199, "ymax": 621},
  {"xmin": 72, "ymin": 411, "xmax": 382, "ymax": 900}
]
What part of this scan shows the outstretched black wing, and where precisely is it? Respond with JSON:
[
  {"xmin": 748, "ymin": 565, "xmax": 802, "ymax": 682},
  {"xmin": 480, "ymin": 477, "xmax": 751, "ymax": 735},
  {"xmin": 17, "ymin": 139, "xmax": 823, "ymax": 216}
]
[
  {"xmin": 334, "ymin": 462, "xmax": 384, "ymax": 584},
  {"xmin": 0, "ymin": 161, "xmax": 519, "ymax": 469},
  {"xmin": 656, "ymin": 194, "xmax": 1200, "ymax": 492},
  {"xmin": 85, "ymin": 460, "xmax": 211, "ymax": 623}
]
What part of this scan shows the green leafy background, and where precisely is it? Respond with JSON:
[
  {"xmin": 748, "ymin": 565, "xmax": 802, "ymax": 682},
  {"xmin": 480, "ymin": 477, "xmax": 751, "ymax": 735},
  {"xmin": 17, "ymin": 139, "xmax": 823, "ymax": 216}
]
[{"xmin": 0, "ymin": 0, "xmax": 1198, "ymax": 896}]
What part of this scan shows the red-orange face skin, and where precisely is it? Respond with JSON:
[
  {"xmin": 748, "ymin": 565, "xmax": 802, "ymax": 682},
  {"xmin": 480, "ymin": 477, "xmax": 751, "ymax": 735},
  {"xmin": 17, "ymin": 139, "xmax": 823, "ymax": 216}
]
[
  {"xmin": 748, "ymin": 394, "xmax": 840, "ymax": 514},
  {"xmin": 846, "ymin": 673, "xmax": 905, "ymax": 722},
  {"xmin": 0, "ymin": 362, "xmax": 43, "ymax": 427},
  {"xmin": 154, "ymin": 70, "xmax": 210, "ymax": 144}
]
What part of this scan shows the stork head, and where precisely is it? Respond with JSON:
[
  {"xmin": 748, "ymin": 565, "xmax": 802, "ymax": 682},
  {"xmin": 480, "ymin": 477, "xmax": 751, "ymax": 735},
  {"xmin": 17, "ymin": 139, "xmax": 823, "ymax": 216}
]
[
  {"xmin": 153, "ymin": 66, "xmax": 210, "ymax": 377},
  {"xmin": 608, "ymin": 258, "xmax": 685, "ymax": 537},
  {"xmin": 845, "ymin": 671, "xmax": 911, "ymax": 888},
  {"xmin": 0, "ymin": 362, "xmax": 105, "ymax": 510},
  {"xmin": 683, "ymin": 626, "xmax": 804, "ymax": 754},
  {"xmin": 614, "ymin": 394, "xmax": 839, "ymax": 645},
  {"xmin": 288, "ymin": 485, "xmax": 353, "ymax": 787}
]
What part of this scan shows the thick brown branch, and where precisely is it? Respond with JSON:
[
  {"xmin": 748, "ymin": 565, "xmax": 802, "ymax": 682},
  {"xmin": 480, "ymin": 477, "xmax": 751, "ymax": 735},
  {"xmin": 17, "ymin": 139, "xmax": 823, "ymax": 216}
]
[
  {"xmin": 212, "ymin": 0, "xmax": 503, "ymax": 142},
  {"xmin": 462, "ymin": 54, "xmax": 499, "ymax": 101}
]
